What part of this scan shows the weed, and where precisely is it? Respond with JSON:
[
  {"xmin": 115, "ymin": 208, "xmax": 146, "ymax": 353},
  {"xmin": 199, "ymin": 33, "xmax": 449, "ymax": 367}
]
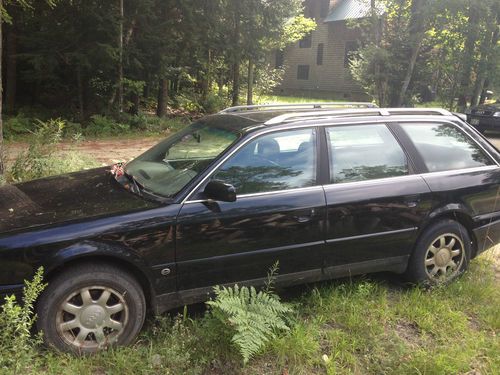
[
  {"xmin": 0, "ymin": 268, "xmax": 46, "ymax": 375},
  {"xmin": 8, "ymin": 118, "xmax": 99, "ymax": 183}
]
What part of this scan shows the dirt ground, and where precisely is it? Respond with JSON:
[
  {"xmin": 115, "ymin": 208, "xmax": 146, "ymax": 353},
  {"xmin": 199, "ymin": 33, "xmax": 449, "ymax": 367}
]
[{"xmin": 5, "ymin": 136, "xmax": 164, "ymax": 167}]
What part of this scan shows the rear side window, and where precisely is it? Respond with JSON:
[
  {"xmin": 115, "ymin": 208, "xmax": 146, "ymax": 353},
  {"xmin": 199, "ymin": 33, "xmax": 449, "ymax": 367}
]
[
  {"xmin": 401, "ymin": 123, "xmax": 494, "ymax": 172},
  {"xmin": 327, "ymin": 124, "xmax": 409, "ymax": 183}
]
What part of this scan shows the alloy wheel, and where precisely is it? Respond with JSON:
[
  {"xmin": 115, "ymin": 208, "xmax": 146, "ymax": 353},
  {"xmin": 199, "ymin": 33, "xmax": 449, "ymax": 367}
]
[
  {"xmin": 55, "ymin": 286, "xmax": 129, "ymax": 351},
  {"xmin": 424, "ymin": 233, "xmax": 465, "ymax": 282}
]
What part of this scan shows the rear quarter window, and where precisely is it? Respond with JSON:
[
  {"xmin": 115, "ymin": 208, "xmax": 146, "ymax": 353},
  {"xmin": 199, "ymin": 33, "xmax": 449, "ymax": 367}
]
[{"xmin": 401, "ymin": 123, "xmax": 494, "ymax": 172}]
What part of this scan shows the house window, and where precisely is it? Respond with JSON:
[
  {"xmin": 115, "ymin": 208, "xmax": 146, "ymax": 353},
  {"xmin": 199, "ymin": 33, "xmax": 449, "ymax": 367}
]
[
  {"xmin": 297, "ymin": 65, "xmax": 310, "ymax": 80},
  {"xmin": 299, "ymin": 34, "xmax": 312, "ymax": 48},
  {"xmin": 317, "ymin": 44, "xmax": 324, "ymax": 65},
  {"xmin": 320, "ymin": 0, "xmax": 330, "ymax": 18},
  {"xmin": 344, "ymin": 41, "xmax": 360, "ymax": 68},
  {"xmin": 275, "ymin": 50, "xmax": 285, "ymax": 69}
]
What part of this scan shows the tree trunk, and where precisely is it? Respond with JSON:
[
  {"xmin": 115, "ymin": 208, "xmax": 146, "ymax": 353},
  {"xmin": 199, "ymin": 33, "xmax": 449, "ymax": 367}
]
[
  {"xmin": 479, "ymin": 78, "xmax": 489, "ymax": 104},
  {"xmin": 118, "ymin": 0, "xmax": 124, "ymax": 113},
  {"xmin": 473, "ymin": 11, "xmax": 499, "ymax": 106},
  {"xmin": 0, "ymin": 0, "xmax": 4, "ymax": 176},
  {"xmin": 231, "ymin": 61, "xmax": 240, "ymax": 107},
  {"xmin": 156, "ymin": 78, "xmax": 168, "ymax": 117},
  {"xmin": 246, "ymin": 59, "xmax": 254, "ymax": 105},
  {"xmin": 231, "ymin": 2, "xmax": 241, "ymax": 107},
  {"xmin": 5, "ymin": 25, "xmax": 16, "ymax": 114},
  {"xmin": 397, "ymin": 0, "xmax": 427, "ymax": 107},
  {"xmin": 371, "ymin": 0, "xmax": 384, "ymax": 106},
  {"xmin": 77, "ymin": 66, "xmax": 85, "ymax": 122},
  {"xmin": 457, "ymin": 5, "xmax": 480, "ymax": 111}
]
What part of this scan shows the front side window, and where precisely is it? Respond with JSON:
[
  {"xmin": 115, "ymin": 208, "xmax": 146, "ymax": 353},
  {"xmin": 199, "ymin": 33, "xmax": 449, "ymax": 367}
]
[
  {"xmin": 213, "ymin": 129, "xmax": 317, "ymax": 195},
  {"xmin": 327, "ymin": 125, "xmax": 409, "ymax": 183},
  {"xmin": 401, "ymin": 123, "xmax": 494, "ymax": 172},
  {"xmin": 125, "ymin": 122, "xmax": 238, "ymax": 197}
]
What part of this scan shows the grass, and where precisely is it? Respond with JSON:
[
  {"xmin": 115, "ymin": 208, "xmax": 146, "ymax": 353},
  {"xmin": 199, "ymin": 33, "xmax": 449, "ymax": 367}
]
[{"xmin": 5, "ymin": 250, "xmax": 497, "ymax": 375}]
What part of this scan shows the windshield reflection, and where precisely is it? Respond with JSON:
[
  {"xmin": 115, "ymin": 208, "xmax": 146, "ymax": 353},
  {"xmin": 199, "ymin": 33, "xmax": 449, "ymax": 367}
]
[{"xmin": 125, "ymin": 121, "xmax": 238, "ymax": 198}]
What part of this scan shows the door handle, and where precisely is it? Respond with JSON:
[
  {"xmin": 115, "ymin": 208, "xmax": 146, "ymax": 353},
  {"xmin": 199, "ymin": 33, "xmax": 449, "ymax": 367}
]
[
  {"xmin": 294, "ymin": 208, "xmax": 315, "ymax": 223},
  {"xmin": 404, "ymin": 195, "xmax": 420, "ymax": 208}
]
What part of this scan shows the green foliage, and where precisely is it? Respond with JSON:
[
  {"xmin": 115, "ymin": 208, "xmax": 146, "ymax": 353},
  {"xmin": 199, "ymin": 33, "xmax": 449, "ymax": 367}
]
[
  {"xmin": 85, "ymin": 115, "xmax": 130, "ymax": 137},
  {"xmin": 253, "ymin": 64, "xmax": 286, "ymax": 97},
  {"xmin": 271, "ymin": 14, "xmax": 317, "ymax": 50},
  {"xmin": 8, "ymin": 118, "xmax": 98, "ymax": 182},
  {"xmin": 0, "ymin": 267, "xmax": 46, "ymax": 374},
  {"xmin": 207, "ymin": 263, "xmax": 293, "ymax": 364},
  {"xmin": 0, "ymin": 252, "xmax": 497, "ymax": 374},
  {"xmin": 349, "ymin": 0, "xmax": 500, "ymax": 108},
  {"xmin": 3, "ymin": 113, "xmax": 33, "ymax": 139}
]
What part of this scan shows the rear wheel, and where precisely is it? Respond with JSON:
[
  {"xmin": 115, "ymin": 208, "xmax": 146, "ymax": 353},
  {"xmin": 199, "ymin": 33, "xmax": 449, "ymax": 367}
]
[
  {"xmin": 405, "ymin": 220, "xmax": 471, "ymax": 285},
  {"xmin": 37, "ymin": 263, "xmax": 146, "ymax": 354}
]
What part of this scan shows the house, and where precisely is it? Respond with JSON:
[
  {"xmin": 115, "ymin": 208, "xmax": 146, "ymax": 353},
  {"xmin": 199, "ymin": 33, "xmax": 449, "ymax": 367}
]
[{"xmin": 275, "ymin": 0, "xmax": 378, "ymax": 100}]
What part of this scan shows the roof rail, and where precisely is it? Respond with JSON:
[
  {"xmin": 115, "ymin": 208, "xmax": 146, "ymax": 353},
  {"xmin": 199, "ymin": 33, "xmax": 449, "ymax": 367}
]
[
  {"xmin": 264, "ymin": 108, "xmax": 453, "ymax": 125},
  {"xmin": 219, "ymin": 102, "xmax": 378, "ymax": 114}
]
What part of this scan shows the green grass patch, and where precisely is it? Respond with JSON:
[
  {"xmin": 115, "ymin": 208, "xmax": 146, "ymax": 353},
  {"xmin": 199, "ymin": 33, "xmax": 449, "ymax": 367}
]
[{"xmin": 1, "ymin": 253, "xmax": 498, "ymax": 374}]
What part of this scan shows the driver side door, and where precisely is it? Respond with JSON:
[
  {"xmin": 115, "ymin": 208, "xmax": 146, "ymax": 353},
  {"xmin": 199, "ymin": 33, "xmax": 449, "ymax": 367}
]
[{"xmin": 175, "ymin": 127, "xmax": 327, "ymax": 292}]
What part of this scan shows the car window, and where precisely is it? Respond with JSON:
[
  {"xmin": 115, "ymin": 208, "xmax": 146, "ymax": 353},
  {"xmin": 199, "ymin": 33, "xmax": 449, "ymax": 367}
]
[
  {"xmin": 126, "ymin": 122, "xmax": 238, "ymax": 197},
  {"xmin": 213, "ymin": 128, "xmax": 317, "ymax": 194},
  {"xmin": 327, "ymin": 124, "xmax": 409, "ymax": 183},
  {"xmin": 401, "ymin": 123, "xmax": 494, "ymax": 172}
]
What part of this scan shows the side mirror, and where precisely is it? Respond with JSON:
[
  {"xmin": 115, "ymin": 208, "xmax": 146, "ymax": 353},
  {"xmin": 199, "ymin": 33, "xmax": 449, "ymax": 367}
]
[{"xmin": 204, "ymin": 180, "xmax": 237, "ymax": 202}]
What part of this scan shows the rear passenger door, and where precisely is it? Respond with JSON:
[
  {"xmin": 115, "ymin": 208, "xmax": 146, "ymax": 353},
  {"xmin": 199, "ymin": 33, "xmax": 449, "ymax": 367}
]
[{"xmin": 322, "ymin": 123, "xmax": 432, "ymax": 276}]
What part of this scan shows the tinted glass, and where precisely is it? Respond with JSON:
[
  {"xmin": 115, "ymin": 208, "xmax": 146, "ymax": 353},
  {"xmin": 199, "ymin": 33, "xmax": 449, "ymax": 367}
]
[
  {"xmin": 401, "ymin": 123, "xmax": 494, "ymax": 172},
  {"xmin": 213, "ymin": 129, "xmax": 317, "ymax": 194},
  {"xmin": 126, "ymin": 122, "xmax": 238, "ymax": 197},
  {"xmin": 327, "ymin": 125, "xmax": 408, "ymax": 183}
]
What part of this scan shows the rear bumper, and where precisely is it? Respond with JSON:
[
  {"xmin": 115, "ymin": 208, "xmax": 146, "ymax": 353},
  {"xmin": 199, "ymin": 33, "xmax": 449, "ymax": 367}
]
[{"xmin": 473, "ymin": 219, "xmax": 500, "ymax": 257}]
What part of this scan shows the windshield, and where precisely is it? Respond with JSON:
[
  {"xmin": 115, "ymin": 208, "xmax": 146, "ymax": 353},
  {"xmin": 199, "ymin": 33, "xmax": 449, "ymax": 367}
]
[{"xmin": 125, "ymin": 121, "xmax": 239, "ymax": 197}]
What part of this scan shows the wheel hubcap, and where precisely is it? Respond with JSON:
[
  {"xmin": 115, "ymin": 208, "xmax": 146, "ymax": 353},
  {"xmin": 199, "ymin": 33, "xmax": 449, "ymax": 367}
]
[
  {"xmin": 56, "ymin": 286, "xmax": 129, "ymax": 350},
  {"xmin": 424, "ymin": 233, "xmax": 465, "ymax": 282}
]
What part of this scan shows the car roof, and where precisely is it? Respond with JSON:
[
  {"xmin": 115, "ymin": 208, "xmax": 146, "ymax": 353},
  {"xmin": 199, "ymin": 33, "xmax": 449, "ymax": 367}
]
[{"xmin": 209, "ymin": 104, "xmax": 460, "ymax": 134}]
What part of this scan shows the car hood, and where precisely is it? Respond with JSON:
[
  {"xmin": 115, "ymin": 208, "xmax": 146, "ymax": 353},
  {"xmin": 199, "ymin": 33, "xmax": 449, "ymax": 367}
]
[{"xmin": 0, "ymin": 167, "xmax": 161, "ymax": 234}]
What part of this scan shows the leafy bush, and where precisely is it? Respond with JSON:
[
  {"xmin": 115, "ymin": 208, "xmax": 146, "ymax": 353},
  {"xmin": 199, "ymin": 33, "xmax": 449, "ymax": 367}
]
[
  {"xmin": 9, "ymin": 118, "xmax": 99, "ymax": 182},
  {"xmin": 254, "ymin": 64, "xmax": 285, "ymax": 97},
  {"xmin": 3, "ymin": 113, "xmax": 33, "ymax": 139},
  {"xmin": 174, "ymin": 92, "xmax": 204, "ymax": 113},
  {"xmin": 0, "ymin": 268, "xmax": 46, "ymax": 374},
  {"xmin": 199, "ymin": 92, "xmax": 228, "ymax": 113},
  {"xmin": 84, "ymin": 115, "xmax": 130, "ymax": 136},
  {"xmin": 207, "ymin": 263, "xmax": 293, "ymax": 364}
]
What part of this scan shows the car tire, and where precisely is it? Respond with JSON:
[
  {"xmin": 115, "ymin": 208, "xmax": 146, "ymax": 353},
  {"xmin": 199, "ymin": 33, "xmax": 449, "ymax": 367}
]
[
  {"xmin": 405, "ymin": 220, "xmax": 471, "ymax": 285},
  {"xmin": 36, "ymin": 262, "xmax": 146, "ymax": 354}
]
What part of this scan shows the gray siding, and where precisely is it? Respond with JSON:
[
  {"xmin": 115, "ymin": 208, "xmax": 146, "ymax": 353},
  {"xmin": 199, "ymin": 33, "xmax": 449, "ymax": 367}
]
[{"xmin": 277, "ymin": 0, "xmax": 367, "ymax": 98}]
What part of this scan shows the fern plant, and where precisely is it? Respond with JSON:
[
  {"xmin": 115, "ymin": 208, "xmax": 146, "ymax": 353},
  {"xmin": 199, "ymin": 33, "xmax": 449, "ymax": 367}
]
[{"xmin": 207, "ymin": 262, "xmax": 293, "ymax": 364}]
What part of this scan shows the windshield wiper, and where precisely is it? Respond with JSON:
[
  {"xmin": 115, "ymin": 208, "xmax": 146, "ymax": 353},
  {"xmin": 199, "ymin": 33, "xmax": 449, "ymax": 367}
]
[{"xmin": 123, "ymin": 171, "xmax": 144, "ymax": 197}]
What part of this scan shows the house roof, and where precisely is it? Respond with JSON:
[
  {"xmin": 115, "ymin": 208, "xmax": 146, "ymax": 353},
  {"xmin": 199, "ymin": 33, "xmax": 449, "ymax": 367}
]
[{"xmin": 324, "ymin": 0, "xmax": 384, "ymax": 23}]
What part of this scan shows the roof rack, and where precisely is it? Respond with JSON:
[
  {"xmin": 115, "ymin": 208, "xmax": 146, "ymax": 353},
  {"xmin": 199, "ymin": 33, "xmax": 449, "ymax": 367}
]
[
  {"xmin": 264, "ymin": 108, "xmax": 453, "ymax": 125},
  {"xmin": 219, "ymin": 102, "xmax": 378, "ymax": 114}
]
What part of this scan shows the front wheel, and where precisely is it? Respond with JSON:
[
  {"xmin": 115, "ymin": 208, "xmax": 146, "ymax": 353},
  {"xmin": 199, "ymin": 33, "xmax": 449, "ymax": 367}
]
[
  {"xmin": 405, "ymin": 220, "xmax": 471, "ymax": 285},
  {"xmin": 37, "ymin": 263, "xmax": 146, "ymax": 354}
]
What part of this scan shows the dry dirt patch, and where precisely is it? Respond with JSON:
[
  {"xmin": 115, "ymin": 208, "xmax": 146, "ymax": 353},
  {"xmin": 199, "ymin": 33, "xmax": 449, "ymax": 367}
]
[{"xmin": 5, "ymin": 137, "xmax": 163, "ymax": 167}]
